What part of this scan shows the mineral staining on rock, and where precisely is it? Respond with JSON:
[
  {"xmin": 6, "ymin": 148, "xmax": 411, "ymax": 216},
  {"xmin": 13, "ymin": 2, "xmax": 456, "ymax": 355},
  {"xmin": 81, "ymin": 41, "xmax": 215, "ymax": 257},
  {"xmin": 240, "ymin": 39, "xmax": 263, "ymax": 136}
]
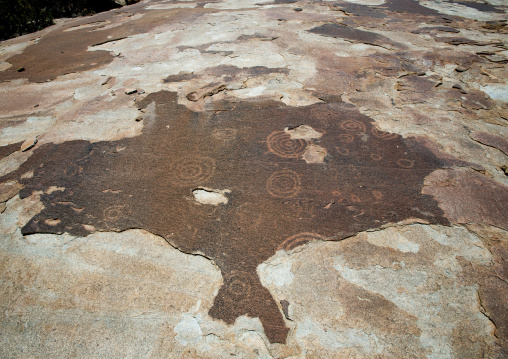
[
  {"xmin": 0, "ymin": 90, "xmax": 480, "ymax": 343},
  {"xmin": 0, "ymin": 0, "xmax": 508, "ymax": 356}
]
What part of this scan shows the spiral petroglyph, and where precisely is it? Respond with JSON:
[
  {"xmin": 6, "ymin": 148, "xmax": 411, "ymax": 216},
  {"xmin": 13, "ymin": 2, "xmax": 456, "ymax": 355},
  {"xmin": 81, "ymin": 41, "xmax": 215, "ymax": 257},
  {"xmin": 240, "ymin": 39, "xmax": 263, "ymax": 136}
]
[
  {"xmin": 266, "ymin": 169, "xmax": 301, "ymax": 198},
  {"xmin": 266, "ymin": 131, "xmax": 308, "ymax": 159},
  {"xmin": 278, "ymin": 232, "xmax": 326, "ymax": 251},
  {"xmin": 340, "ymin": 119, "xmax": 366, "ymax": 134},
  {"xmin": 169, "ymin": 156, "xmax": 216, "ymax": 186}
]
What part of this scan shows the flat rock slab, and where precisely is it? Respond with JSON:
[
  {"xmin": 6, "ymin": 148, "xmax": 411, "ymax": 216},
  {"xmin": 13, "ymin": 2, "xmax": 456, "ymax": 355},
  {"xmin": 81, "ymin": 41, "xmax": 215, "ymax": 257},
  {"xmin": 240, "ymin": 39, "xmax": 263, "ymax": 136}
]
[
  {"xmin": 0, "ymin": 0, "xmax": 507, "ymax": 357},
  {"xmin": 1, "ymin": 91, "xmax": 475, "ymax": 343}
]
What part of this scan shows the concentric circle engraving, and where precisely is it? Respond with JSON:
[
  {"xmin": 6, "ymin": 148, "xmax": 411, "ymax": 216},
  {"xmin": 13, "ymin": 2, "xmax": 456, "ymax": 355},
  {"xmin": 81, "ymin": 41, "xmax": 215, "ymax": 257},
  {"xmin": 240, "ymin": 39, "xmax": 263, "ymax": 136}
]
[
  {"xmin": 170, "ymin": 156, "xmax": 216, "ymax": 186},
  {"xmin": 371, "ymin": 127, "xmax": 398, "ymax": 140},
  {"xmin": 103, "ymin": 205, "xmax": 125, "ymax": 221},
  {"xmin": 266, "ymin": 169, "xmax": 301, "ymax": 198},
  {"xmin": 335, "ymin": 146, "xmax": 350, "ymax": 156},
  {"xmin": 338, "ymin": 133, "xmax": 355, "ymax": 143},
  {"xmin": 223, "ymin": 270, "xmax": 254, "ymax": 301},
  {"xmin": 278, "ymin": 232, "xmax": 326, "ymax": 251},
  {"xmin": 396, "ymin": 159, "xmax": 415, "ymax": 168},
  {"xmin": 340, "ymin": 119, "xmax": 366, "ymax": 134},
  {"xmin": 266, "ymin": 131, "xmax": 308, "ymax": 158}
]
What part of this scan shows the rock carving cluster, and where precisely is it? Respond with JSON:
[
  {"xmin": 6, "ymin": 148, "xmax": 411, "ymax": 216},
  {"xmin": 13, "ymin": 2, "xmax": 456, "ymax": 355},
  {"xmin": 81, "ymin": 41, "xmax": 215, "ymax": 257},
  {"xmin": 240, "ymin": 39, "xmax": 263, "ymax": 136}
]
[{"xmin": 0, "ymin": 0, "xmax": 507, "ymax": 357}]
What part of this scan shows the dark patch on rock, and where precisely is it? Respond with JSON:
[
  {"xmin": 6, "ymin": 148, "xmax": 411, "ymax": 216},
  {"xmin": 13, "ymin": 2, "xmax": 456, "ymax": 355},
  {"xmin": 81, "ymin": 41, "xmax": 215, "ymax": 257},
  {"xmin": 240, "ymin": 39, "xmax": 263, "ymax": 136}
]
[
  {"xmin": 163, "ymin": 73, "xmax": 198, "ymax": 83},
  {"xmin": 411, "ymin": 26, "xmax": 460, "ymax": 34},
  {"xmin": 459, "ymin": 230, "xmax": 508, "ymax": 355},
  {"xmin": 440, "ymin": 37, "xmax": 482, "ymax": 46},
  {"xmin": 423, "ymin": 169, "xmax": 508, "ymax": 230},
  {"xmin": 396, "ymin": 74, "xmax": 440, "ymax": 103},
  {"xmin": 258, "ymin": 0, "xmax": 297, "ymax": 4},
  {"xmin": 0, "ymin": 142, "xmax": 22, "ymax": 160},
  {"xmin": 470, "ymin": 131, "xmax": 508, "ymax": 156},
  {"xmin": 2, "ymin": 91, "xmax": 476, "ymax": 343},
  {"xmin": 381, "ymin": 0, "xmax": 449, "ymax": 17},
  {"xmin": 280, "ymin": 300, "xmax": 290, "ymax": 320},
  {"xmin": 447, "ymin": 88, "xmax": 495, "ymax": 110},
  {"xmin": 455, "ymin": 1, "xmax": 504, "ymax": 14},
  {"xmin": 164, "ymin": 65, "xmax": 289, "ymax": 85},
  {"xmin": 482, "ymin": 20, "xmax": 507, "ymax": 31},
  {"xmin": 332, "ymin": 3, "xmax": 387, "ymax": 18},
  {"xmin": 205, "ymin": 65, "xmax": 290, "ymax": 77},
  {"xmin": 0, "ymin": 6, "xmax": 212, "ymax": 83},
  {"xmin": 308, "ymin": 23, "xmax": 404, "ymax": 49},
  {"xmin": 237, "ymin": 34, "xmax": 278, "ymax": 41},
  {"xmin": 0, "ymin": 25, "xmax": 116, "ymax": 83}
]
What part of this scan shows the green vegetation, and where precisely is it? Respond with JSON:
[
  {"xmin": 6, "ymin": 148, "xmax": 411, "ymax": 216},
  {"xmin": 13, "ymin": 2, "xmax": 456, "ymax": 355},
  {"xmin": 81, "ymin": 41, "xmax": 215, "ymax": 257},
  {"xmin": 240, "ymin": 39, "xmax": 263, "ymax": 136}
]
[{"xmin": 0, "ymin": 0, "xmax": 120, "ymax": 41}]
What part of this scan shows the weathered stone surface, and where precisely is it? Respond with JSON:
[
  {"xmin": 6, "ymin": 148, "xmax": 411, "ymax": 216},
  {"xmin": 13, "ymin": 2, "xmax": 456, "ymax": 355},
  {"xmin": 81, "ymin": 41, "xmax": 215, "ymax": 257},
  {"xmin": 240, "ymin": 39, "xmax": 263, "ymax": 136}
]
[
  {"xmin": 423, "ymin": 169, "xmax": 508, "ymax": 230},
  {"xmin": 471, "ymin": 131, "xmax": 508, "ymax": 155},
  {"xmin": 260, "ymin": 224, "xmax": 499, "ymax": 358},
  {"xmin": 1, "ymin": 90, "xmax": 469, "ymax": 343},
  {"xmin": 0, "ymin": 0, "xmax": 507, "ymax": 356}
]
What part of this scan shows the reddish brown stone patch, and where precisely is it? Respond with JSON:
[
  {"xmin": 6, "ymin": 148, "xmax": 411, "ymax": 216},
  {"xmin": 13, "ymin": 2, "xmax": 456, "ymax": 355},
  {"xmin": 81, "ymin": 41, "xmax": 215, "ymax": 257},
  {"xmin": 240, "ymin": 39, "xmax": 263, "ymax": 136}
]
[
  {"xmin": 1, "ymin": 91, "xmax": 474, "ymax": 343},
  {"xmin": 308, "ymin": 23, "xmax": 406, "ymax": 49},
  {"xmin": 164, "ymin": 65, "xmax": 290, "ymax": 85},
  {"xmin": 423, "ymin": 169, "xmax": 508, "ymax": 230},
  {"xmin": 0, "ymin": 142, "xmax": 22, "ymax": 160},
  {"xmin": 459, "ymin": 226, "xmax": 508, "ymax": 356},
  {"xmin": 381, "ymin": 0, "xmax": 449, "ymax": 17},
  {"xmin": 470, "ymin": 131, "xmax": 508, "ymax": 156},
  {"xmin": 0, "ymin": 7, "xmax": 213, "ymax": 83}
]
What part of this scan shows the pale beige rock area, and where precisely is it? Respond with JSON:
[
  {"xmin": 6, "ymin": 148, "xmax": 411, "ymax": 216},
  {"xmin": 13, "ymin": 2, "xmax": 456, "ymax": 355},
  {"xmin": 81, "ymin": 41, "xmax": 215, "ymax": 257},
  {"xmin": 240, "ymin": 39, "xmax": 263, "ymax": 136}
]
[{"xmin": 0, "ymin": 0, "xmax": 507, "ymax": 358}]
